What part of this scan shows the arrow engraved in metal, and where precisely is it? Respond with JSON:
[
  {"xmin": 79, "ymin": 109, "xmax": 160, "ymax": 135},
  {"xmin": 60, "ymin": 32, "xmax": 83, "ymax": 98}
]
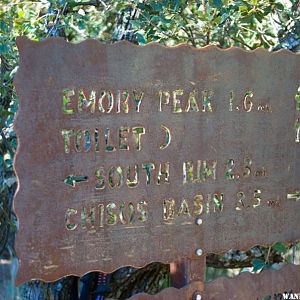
[
  {"xmin": 287, "ymin": 191, "xmax": 300, "ymax": 201},
  {"xmin": 64, "ymin": 175, "xmax": 88, "ymax": 187}
]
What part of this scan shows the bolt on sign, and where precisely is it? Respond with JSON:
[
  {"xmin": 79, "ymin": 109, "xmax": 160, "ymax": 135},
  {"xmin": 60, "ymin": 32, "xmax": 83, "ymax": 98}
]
[{"xmin": 14, "ymin": 37, "xmax": 299, "ymax": 285}]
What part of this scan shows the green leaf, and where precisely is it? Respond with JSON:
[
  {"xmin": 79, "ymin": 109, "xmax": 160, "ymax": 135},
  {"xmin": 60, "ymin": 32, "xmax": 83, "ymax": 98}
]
[
  {"xmin": 212, "ymin": 0, "xmax": 223, "ymax": 8},
  {"xmin": 272, "ymin": 242, "xmax": 288, "ymax": 254},
  {"xmin": 4, "ymin": 158, "xmax": 13, "ymax": 168},
  {"xmin": 150, "ymin": 16, "xmax": 161, "ymax": 24},
  {"xmin": 0, "ymin": 44, "xmax": 9, "ymax": 53},
  {"xmin": 171, "ymin": 0, "xmax": 180, "ymax": 11},
  {"xmin": 220, "ymin": 13, "xmax": 230, "ymax": 24},
  {"xmin": 136, "ymin": 32, "xmax": 146, "ymax": 45},
  {"xmin": 239, "ymin": 5, "xmax": 248, "ymax": 12},
  {"xmin": 213, "ymin": 16, "xmax": 221, "ymax": 25},
  {"xmin": 150, "ymin": 1, "xmax": 162, "ymax": 11},
  {"xmin": 0, "ymin": 20, "xmax": 8, "ymax": 33},
  {"xmin": 130, "ymin": 20, "xmax": 142, "ymax": 28},
  {"xmin": 254, "ymin": 12, "xmax": 263, "ymax": 23},
  {"xmin": 159, "ymin": 16, "xmax": 172, "ymax": 24},
  {"xmin": 17, "ymin": 10, "xmax": 25, "ymax": 18},
  {"xmin": 0, "ymin": 106, "xmax": 14, "ymax": 126},
  {"xmin": 275, "ymin": 3, "xmax": 284, "ymax": 11},
  {"xmin": 137, "ymin": 3, "xmax": 146, "ymax": 10},
  {"xmin": 78, "ymin": 20, "xmax": 85, "ymax": 30},
  {"xmin": 252, "ymin": 259, "xmax": 265, "ymax": 272},
  {"xmin": 118, "ymin": 3, "xmax": 129, "ymax": 10}
]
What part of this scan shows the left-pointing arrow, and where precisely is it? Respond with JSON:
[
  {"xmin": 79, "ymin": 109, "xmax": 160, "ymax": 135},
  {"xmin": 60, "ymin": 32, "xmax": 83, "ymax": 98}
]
[{"xmin": 64, "ymin": 175, "xmax": 88, "ymax": 187}]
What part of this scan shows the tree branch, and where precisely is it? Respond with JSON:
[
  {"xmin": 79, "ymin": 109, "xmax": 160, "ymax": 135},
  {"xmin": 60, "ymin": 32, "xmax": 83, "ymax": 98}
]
[
  {"xmin": 179, "ymin": 11, "xmax": 197, "ymax": 47},
  {"xmin": 229, "ymin": 35, "xmax": 255, "ymax": 50},
  {"xmin": 68, "ymin": 0, "xmax": 105, "ymax": 9}
]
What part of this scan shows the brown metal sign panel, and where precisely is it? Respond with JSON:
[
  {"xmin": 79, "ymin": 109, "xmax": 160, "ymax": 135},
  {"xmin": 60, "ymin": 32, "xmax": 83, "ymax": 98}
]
[
  {"xmin": 204, "ymin": 264, "xmax": 300, "ymax": 300},
  {"xmin": 170, "ymin": 257, "xmax": 205, "ymax": 288},
  {"xmin": 128, "ymin": 281, "xmax": 204, "ymax": 300},
  {"xmin": 14, "ymin": 37, "xmax": 300, "ymax": 284},
  {"xmin": 129, "ymin": 258, "xmax": 205, "ymax": 300},
  {"xmin": 130, "ymin": 264, "xmax": 300, "ymax": 300}
]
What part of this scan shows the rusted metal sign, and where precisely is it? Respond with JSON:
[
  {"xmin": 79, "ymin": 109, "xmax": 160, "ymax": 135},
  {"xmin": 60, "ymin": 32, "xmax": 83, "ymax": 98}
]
[
  {"xmin": 130, "ymin": 264, "xmax": 300, "ymax": 300},
  {"xmin": 204, "ymin": 264, "xmax": 300, "ymax": 300},
  {"xmin": 129, "ymin": 281, "xmax": 204, "ymax": 300},
  {"xmin": 14, "ymin": 37, "xmax": 300, "ymax": 284}
]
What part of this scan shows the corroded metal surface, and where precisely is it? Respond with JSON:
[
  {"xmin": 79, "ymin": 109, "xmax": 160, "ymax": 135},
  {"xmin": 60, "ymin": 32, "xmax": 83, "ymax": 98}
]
[
  {"xmin": 170, "ymin": 257, "xmax": 205, "ymax": 288},
  {"xmin": 128, "ymin": 281, "xmax": 204, "ymax": 300},
  {"xmin": 130, "ymin": 264, "xmax": 300, "ymax": 300},
  {"xmin": 204, "ymin": 264, "xmax": 300, "ymax": 300},
  {"xmin": 14, "ymin": 37, "xmax": 300, "ymax": 284}
]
